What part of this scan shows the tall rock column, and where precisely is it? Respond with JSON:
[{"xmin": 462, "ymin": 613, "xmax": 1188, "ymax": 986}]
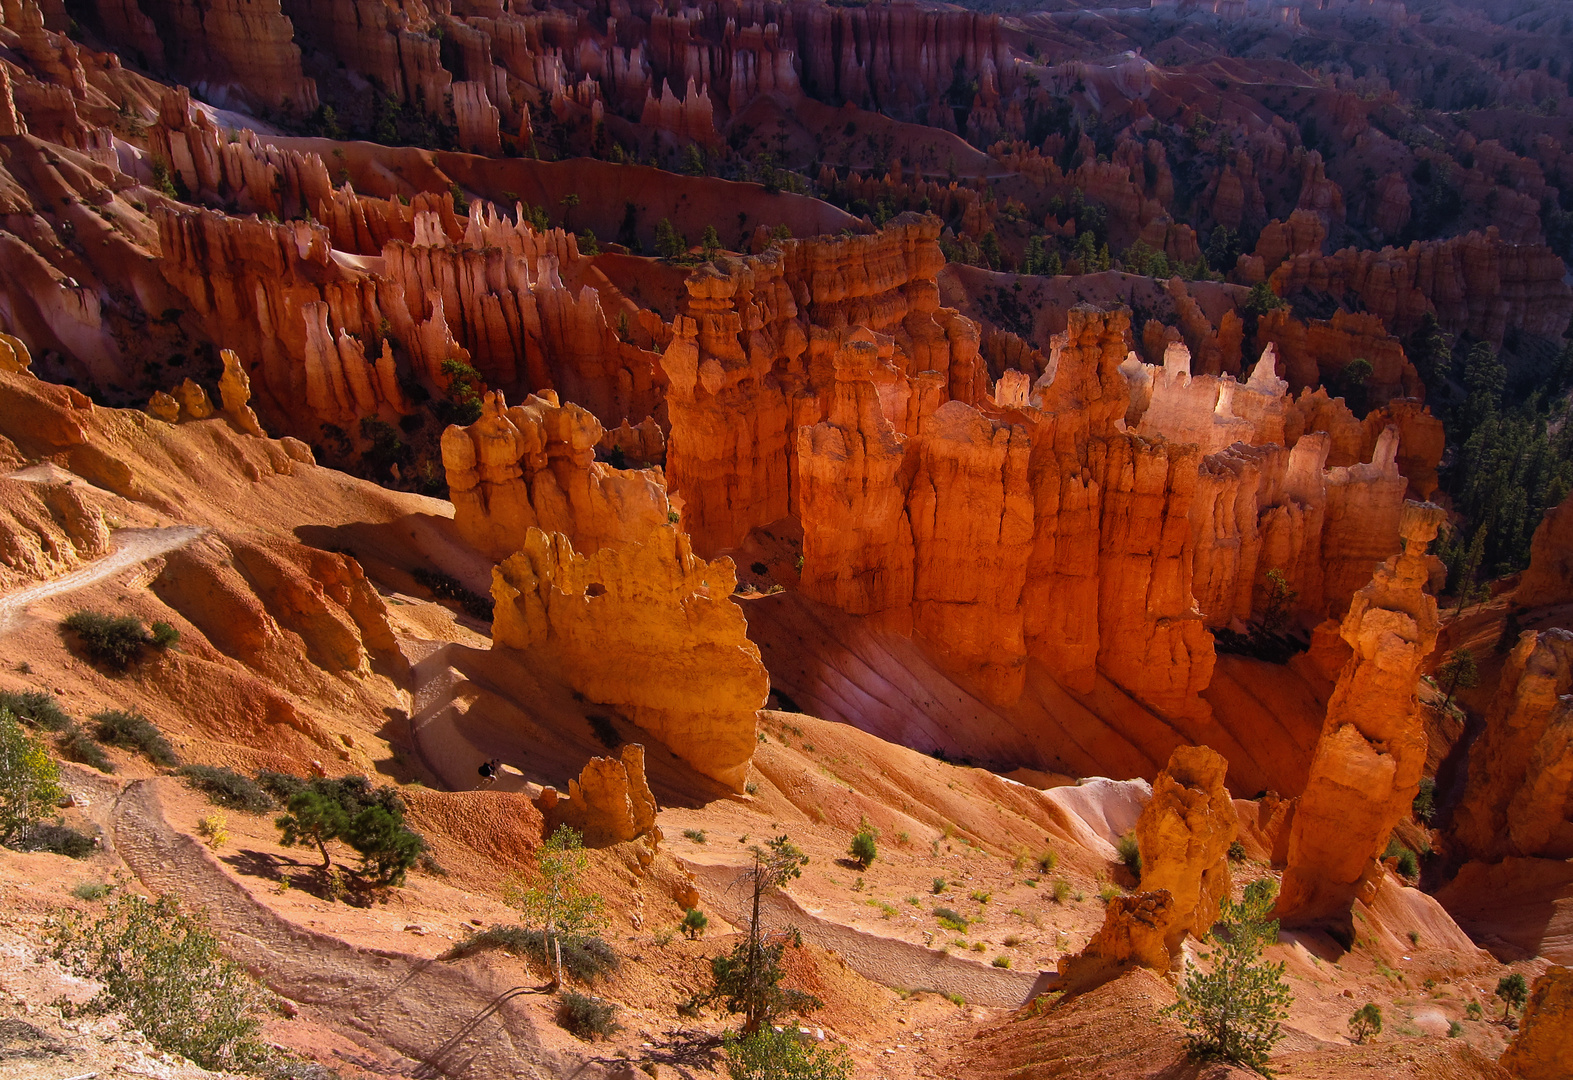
[
  {"xmin": 1275, "ymin": 501, "xmax": 1444, "ymax": 927},
  {"xmin": 1135, "ymin": 744, "xmax": 1238, "ymax": 955},
  {"xmin": 796, "ymin": 337, "xmax": 915, "ymax": 616}
]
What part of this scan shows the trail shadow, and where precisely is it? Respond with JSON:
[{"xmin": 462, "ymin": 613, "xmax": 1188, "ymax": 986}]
[{"xmin": 409, "ymin": 984, "xmax": 549, "ymax": 1080}]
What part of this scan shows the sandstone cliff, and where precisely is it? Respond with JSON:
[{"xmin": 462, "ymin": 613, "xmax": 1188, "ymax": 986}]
[
  {"xmin": 1500, "ymin": 966, "xmax": 1573, "ymax": 1080},
  {"xmin": 1516, "ymin": 490, "xmax": 1573, "ymax": 609},
  {"xmin": 441, "ymin": 390, "xmax": 669, "ymax": 563}
]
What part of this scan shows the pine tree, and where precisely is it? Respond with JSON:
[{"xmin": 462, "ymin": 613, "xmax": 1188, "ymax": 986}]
[
  {"xmin": 1170, "ymin": 879, "xmax": 1293, "ymax": 1075},
  {"xmin": 703, "ymin": 835, "xmax": 820, "ymax": 1033}
]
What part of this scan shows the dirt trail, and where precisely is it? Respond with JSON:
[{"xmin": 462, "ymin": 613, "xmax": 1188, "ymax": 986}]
[
  {"xmin": 0, "ymin": 526, "xmax": 206, "ymax": 634},
  {"xmin": 111, "ymin": 778, "xmax": 564, "ymax": 1080},
  {"xmin": 683, "ymin": 861, "xmax": 1039, "ymax": 1008}
]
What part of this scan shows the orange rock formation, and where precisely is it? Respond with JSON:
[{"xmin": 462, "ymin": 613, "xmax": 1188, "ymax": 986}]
[
  {"xmin": 491, "ymin": 525, "xmax": 766, "ymax": 791},
  {"xmin": 1134, "ymin": 745, "xmax": 1238, "ymax": 954},
  {"xmin": 1275, "ymin": 501, "xmax": 1445, "ymax": 926},
  {"xmin": 536, "ymin": 744, "xmax": 658, "ymax": 847},
  {"xmin": 1516, "ymin": 490, "xmax": 1573, "ymax": 609},
  {"xmin": 441, "ymin": 390, "xmax": 669, "ymax": 563},
  {"xmin": 1500, "ymin": 966, "xmax": 1573, "ymax": 1080},
  {"xmin": 1453, "ymin": 630, "xmax": 1573, "ymax": 861},
  {"xmin": 1055, "ymin": 890, "xmax": 1176, "ymax": 994}
]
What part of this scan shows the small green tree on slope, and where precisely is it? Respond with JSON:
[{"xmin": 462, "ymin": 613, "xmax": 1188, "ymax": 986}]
[
  {"xmin": 705, "ymin": 834, "xmax": 820, "ymax": 1034},
  {"xmin": 0, "ymin": 706, "xmax": 63, "ymax": 846},
  {"xmin": 1170, "ymin": 878, "xmax": 1293, "ymax": 1075},
  {"xmin": 505, "ymin": 824, "xmax": 605, "ymax": 991}
]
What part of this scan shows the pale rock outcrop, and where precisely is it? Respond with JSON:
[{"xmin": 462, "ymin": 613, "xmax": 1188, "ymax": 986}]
[
  {"xmin": 0, "ymin": 332, "xmax": 31, "ymax": 374},
  {"xmin": 441, "ymin": 390, "xmax": 670, "ymax": 562},
  {"xmin": 491, "ymin": 526, "xmax": 766, "ymax": 791},
  {"xmin": 1516, "ymin": 490, "xmax": 1573, "ymax": 608},
  {"xmin": 1276, "ymin": 501, "xmax": 1444, "ymax": 926},
  {"xmin": 1134, "ymin": 745, "xmax": 1238, "ymax": 954},
  {"xmin": 174, "ymin": 378, "xmax": 213, "ymax": 420},
  {"xmin": 1453, "ymin": 630, "xmax": 1573, "ymax": 861},
  {"xmin": 537, "ymin": 744, "xmax": 658, "ymax": 846},
  {"xmin": 1500, "ymin": 966, "xmax": 1573, "ymax": 1080}
]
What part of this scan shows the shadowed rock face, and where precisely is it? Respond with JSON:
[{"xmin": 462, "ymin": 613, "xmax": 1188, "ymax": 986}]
[
  {"xmin": 1453, "ymin": 630, "xmax": 1573, "ymax": 862},
  {"xmin": 491, "ymin": 525, "xmax": 766, "ymax": 792},
  {"xmin": 1517, "ymin": 491, "xmax": 1573, "ymax": 611},
  {"xmin": 1275, "ymin": 501, "xmax": 1445, "ymax": 928},
  {"xmin": 1501, "ymin": 966, "xmax": 1573, "ymax": 1080}
]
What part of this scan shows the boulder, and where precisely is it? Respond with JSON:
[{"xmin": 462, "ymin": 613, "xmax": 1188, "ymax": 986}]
[
  {"xmin": 1056, "ymin": 890, "xmax": 1176, "ymax": 994},
  {"xmin": 538, "ymin": 744, "xmax": 658, "ymax": 847}
]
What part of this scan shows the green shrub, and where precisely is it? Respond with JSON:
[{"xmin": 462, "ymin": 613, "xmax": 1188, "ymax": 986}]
[
  {"xmin": 72, "ymin": 881, "xmax": 112, "ymax": 901},
  {"xmin": 1051, "ymin": 878, "xmax": 1071, "ymax": 904},
  {"xmin": 1171, "ymin": 879, "xmax": 1293, "ymax": 1072},
  {"xmin": 682, "ymin": 908, "xmax": 708, "ymax": 939},
  {"xmin": 442, "ymin": 925, "xmax": 619, "ymax": 983},
  {"xmin": 1412, "ymin": 777, "xmax": 1436, "ymax": 822},
  {"xmin": 849, "ymin": 824, "xmax": 877, "ymax": 869},
  {"xmin": 59, "ymin": 722, "xmax": 114, "ymax": 773},
  {"xmin": 1228, "ymin": 840, "xmax": 1247, "ymax": 862},
  {"xmin": 92, "ymin": 709, "xmax": 177, "ymax": 767},
  {"xmin": 1465, "ymin": 1001, "xmax": 1483, "ymax": 1020},
  {"xmin": 933, "ymin": 906, "xmax": 967, "ymax": 932},
  {"xmin": 683, "ymin": 828, "xmax": 708, "ymax": 844},
  {"xmin": 1447, "ymin": 1020, "xmax": 1462, "ymax": 1038},
  {"xmin": 256, "ymin": 770, "xmax": 306, "ymax": 803},
  {"xmin": 557, "ymin": 991, "xmax": 619, "ymax": 1040},
  {"xmin": 49, "ymin": 893, "xmax": 273, "ymax": 1070},
  {"xmin": 1036, "ymin": 849, "xmax": 1058, "ymax": 873},
  {"xmin": 62, "ymin": 611, "xmax": 176, "ymax": 669},
  {"xmin": 931, "ymin": 876, "xmax": 946, "ymax": 894},
  {"xmin": 1116, "ymin": 830, "xmax": 1141, "ymax": 879},
  {"xmin": 1383, "ymin": 836, "xmax": 1420, "ymax": 880},
  {"xmin": 991, "ymin": 955, "xmax": 1011, "ymax": 968},
  {"xmin": 274, "ymin": 776, "xmax": 425, "ymax": 884},
  {"xmin": 723, "ymin": 1027, "xmax": 852, "ymax": 1080},
  {"xmin": 1, "ymin": 706, "xmax": 65, "ymax": 843},
  {"xmin": 1496, "ymin": 973, "xmax": 1528, "ymax": 1017},
  {"xmin": 179, "ymin": 765, "xmax": 272, "ymax": 812},
  {"xmin": 0, "ymin": 690, "xmax": 71, "ymax": 732}
]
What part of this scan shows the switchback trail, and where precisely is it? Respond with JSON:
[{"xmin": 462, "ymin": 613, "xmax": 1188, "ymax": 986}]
[{"xmin": 0, "ymin": 526, "xmax": 206, "ymax": 634}]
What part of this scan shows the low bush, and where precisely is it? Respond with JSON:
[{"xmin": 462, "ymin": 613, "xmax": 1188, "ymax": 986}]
[
  {"xmin": 933, "ymin": 906, "xmax": 967, "ymax": 932},
  {"xmin": 59, "ymin": 723, "xmax": 114, "ymax": 773},
  {"xmin": 1037, "ymin": 849, "xmax": 1058, "ymax": 873},
  {"xmin": 931, "ymin": 877, "xmax": 946, "ymax": 894},
  {"xmin": 1228, "ymin": 840, "xmax": 1247, "ymax": 862},
  {"xmin": 62, "ymin": 611, "xmax": 177, "ymax": 670},
  {"xmin": 683, "ymin": 828, "xmax": 707, "ymax": 844},
  {"xmin": 1116, "ymin": 830, "xmax": 1141, "ymax": 879},
  {"xmin": 1, "ymin": 707, "xmax": 66, "ymax": 845},
  {"xmin": 178, "ymin": 765, "xmax": 273, "ymax": 812},
  {"xmin": 72, "ymin": 881, "xmax": 112, "ymax": 901},
  {"xmin": 682, "ymin": 908, "xmax": 708, "ymax": 939},
  {"xmin": 849, "ymin": 824, "xmax": 878, "ymax": 869},
  {"xmin": 0, "ymin": 690, "xmax": 71, "ymax": 732},
  {"xmin": 992, "ymin": 955, "xmax": 1011, "ymax": 969},
  {"xmin": 1051, "ymin": 878, "xmax": 1071, "ymax": 904},
  {"xmin": 723, "ymin": 1027, "xmax": 853, "ymax": 1080},
  {"xmin": 557, "ymin": 991, "xmax": 619, "ymax": 1040},
  {"xmin": 442, "ymin": 926, "xmax": 619, "ymax": 983},
  {"xmin": 92, "ymin": 710, "xmax": 177, "ymax": 767},
  {"xmin": 256, "ymin": 770, "xmax": 306, "ymax": 803}
]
